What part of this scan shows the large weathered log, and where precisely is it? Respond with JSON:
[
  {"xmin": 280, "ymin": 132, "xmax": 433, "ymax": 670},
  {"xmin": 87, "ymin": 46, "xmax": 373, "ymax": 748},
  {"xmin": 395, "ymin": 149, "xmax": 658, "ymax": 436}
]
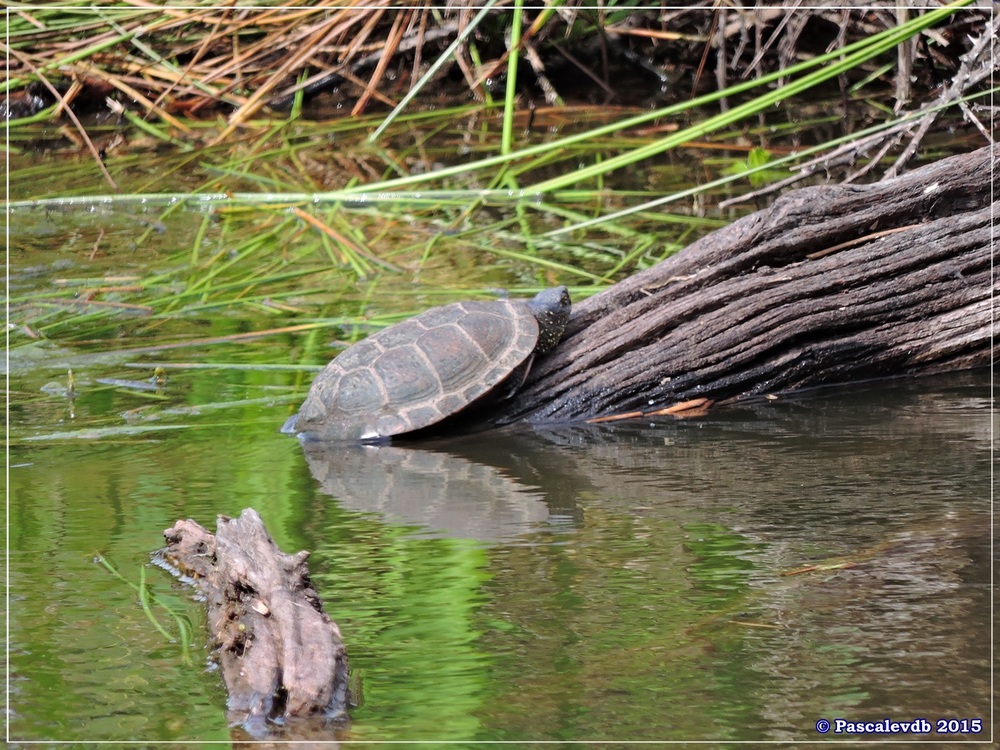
[
  {"xmin": 159, "ymin": 509, "xmax": 350, "ymax": 737},
  {"xmin": 496, "ymin": 144, "xmax": 995, "ymax": 425}
]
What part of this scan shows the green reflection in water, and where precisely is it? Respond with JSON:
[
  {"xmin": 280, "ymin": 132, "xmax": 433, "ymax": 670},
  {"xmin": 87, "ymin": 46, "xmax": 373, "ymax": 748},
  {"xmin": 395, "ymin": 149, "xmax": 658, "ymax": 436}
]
[
  {"xmin": 311, "ymin": 529, "xmax": 493, "ymax": 741},
  {"xmin": 8, "ymin": 334, "xmax": 992, "ymax": 743},
  {"xmin": 470, "ymin": 510, "xmax": 768, "ymax": 741}
]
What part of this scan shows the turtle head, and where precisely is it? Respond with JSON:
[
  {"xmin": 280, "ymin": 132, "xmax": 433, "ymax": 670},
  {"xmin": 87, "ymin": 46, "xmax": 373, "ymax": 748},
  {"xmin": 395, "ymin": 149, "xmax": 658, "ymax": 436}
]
[{"xmin": 528, "ymin": 286, "xmax": 571, "ymax": 354}]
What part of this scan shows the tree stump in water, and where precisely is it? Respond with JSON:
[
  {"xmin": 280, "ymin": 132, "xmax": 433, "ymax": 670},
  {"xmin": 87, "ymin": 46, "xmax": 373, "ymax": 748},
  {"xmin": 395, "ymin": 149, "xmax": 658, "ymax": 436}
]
[
  {"xmin": 159, "ymin": 509, "xmax": 350, "ymax": 737},
  {"xmin": 495, "ymin": 144, "xmax": 995, "ymax": 425}
]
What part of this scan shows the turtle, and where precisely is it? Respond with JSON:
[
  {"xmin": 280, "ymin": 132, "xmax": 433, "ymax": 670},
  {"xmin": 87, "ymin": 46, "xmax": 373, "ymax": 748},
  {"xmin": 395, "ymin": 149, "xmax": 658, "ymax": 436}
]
[{"xmin": 281, "ymin": 286, "xmax": 571, "ymax": 443}]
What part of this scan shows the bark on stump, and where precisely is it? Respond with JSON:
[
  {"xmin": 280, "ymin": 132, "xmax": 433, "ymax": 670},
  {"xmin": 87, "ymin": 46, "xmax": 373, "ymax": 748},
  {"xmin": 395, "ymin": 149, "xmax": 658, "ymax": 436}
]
[
  {"xmin": 494, "ymin": 144, "xmax": 995, "ymax": 425},
  {"xmin": 159, "ymin": 509, "xmax": 350, "ymax": 737}
]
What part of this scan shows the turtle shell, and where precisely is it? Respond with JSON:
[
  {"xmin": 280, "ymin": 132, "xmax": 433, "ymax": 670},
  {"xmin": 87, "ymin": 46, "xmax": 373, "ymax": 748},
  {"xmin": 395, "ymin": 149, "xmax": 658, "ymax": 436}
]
[{"xmin": 285, "ymin": 299, "xmax": 540, "ymax": 442}]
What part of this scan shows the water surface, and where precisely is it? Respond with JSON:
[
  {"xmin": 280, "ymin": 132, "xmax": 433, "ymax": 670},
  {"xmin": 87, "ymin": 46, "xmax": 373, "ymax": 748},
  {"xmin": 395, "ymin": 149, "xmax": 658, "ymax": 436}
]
[
  {"xmin": 8, "ymin": 120, "xmax": 991, "ymax": 744},
  {"xmin": 8, "ymin": 364, "xmax": 992, "ymax": 743}
]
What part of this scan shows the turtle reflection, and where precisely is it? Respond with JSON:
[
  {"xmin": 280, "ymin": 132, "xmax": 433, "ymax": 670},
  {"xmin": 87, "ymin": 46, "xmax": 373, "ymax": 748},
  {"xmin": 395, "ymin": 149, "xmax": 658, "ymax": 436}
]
[{"xmin": 301, "ymin": 441, "xmax": 557, "ymax": 542}]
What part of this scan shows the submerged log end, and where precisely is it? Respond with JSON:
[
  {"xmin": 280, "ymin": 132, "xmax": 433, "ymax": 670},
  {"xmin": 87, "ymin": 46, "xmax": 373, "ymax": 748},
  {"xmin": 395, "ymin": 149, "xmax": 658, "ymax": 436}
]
[
  {"xmin": 159, "ymin": 509, "xmax": 351, "ymax": 735},
  {"xmin": 161, "ymin": 518, "xmax": 217, "ymax": 580}
]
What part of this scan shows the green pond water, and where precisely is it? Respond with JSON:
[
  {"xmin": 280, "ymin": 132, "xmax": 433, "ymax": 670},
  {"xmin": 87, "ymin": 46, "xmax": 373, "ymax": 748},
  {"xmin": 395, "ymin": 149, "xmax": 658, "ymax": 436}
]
[
  {"xmin": 8, "ymin": 330, "xmax": 992, "ymax": 743},
  {"xmin": 7, "ymin": 129, "xmax": 993, "ymax": 744}
]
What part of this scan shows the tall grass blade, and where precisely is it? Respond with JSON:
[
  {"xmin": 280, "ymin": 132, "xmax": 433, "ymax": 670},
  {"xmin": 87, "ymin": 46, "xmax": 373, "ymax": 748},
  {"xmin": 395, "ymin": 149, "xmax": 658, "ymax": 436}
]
[{"xmin": 368, "ymin": 0, "xmax": 501, "ymax": 142}]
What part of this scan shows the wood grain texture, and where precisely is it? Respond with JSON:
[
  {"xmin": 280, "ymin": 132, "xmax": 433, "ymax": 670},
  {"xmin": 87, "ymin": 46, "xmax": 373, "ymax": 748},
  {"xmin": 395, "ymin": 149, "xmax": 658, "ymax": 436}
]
[
  {"xmin": 160, "ymin": 509, "xmax": 350, "ymax": 736},
  {"xmin": 494, "ymin": 144, "xmax": 995, "ymax": 424}
]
